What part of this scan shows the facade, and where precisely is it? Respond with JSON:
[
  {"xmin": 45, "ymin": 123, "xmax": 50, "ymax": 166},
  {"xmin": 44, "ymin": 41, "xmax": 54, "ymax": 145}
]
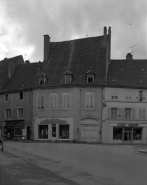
[{"xmin": 102, "ymin": 54, "xmax": 147, "ymax": 144}]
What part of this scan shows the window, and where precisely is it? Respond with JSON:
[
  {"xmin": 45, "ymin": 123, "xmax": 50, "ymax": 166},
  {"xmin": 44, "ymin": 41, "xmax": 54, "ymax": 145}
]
[
  {"xmin": 133, "ymin": 127, "xmax": 142, "ymax": 140},
  {"xmin": 49, "ymin": 94, "xmax": 58, "ymax": 110},
  {"xmin": 19, "ymin": 92, "xmax": 24, "ymax": 100},
  {"xmin": 139, "ymin": 108, "xmax": 146, "ymax": 120},
  {"xmin": 62, "ymin": 93, "xmax": 71, "ymax": 110},
  {"xmin": 87, "ymin": 74, "xmax": 94, "ymax": 83},
  {"xmin": 14, "ymin": 128, "xmax": 22, "ymax": 136},
  {"xmin": 125, "ymin": 108, "xmax": 131, "ymax": 119},
  {"xmin": 139, "ymin": 91, "xmax": 143, "ymax": 101},
  {"xmin": 59, "ymin": 125, "xmax": 69, "ymax": 139},
  {"xmin": 4, "ymin": 94, "xmax": 9, "ymax": 101},
  {"xmin": 17, "ymin": 108, "xmax": 24, "ymax": 118},
  {"xmin": 39, "ymin": 73, "xmax": 47, "ymax": 86},
  {"xmin": 37, "ymin": 94, "xmax": 45, "ymax": 110},
  {"xmin": 85, "ymin": 92, "xmax": 94, "ymax": 110},
  {"xmin": 5, "ymin": 108, "xmax": 11, "ymax": 118},
  {"xmin": 111, "ymin": 96, "xmax": 118, "ymax": 100},
  {"xmin": 111, "ymin": 108, "xmax": 117, "ymax": 119},
  {"xmin": 38, "ymin": 125, "xmax": 48, "ymax": 139},
  {"xmin": 113, "ymin": 127, "xmax": 122, "ymax": 140},
  {"xmin": 64, "ymin": 70, "xmax": 72, "ymax": 84}
]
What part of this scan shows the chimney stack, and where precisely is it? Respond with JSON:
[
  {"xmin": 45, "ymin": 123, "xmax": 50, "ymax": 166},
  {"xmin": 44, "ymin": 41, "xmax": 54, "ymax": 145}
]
[
  {"xmin": 126, "ymin": 53, "xmax": 132, "ymax": 60},
  {"xmin": 104, "ymin": 26, "xmax": 107, "ymax": 35},
  {"xmin": 43, "ymin": 35, "xmax": 50, "ymax": 62}
]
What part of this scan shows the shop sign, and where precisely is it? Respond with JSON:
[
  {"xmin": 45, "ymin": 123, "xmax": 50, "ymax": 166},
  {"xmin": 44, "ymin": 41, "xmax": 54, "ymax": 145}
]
[
  {"xmin": 117, "ymin": 123, "xmax": 139, "ymax": 127},
  {"xmin": 22, "ymin": 129, "xmax": 26, "ymax": 136},
  {"xmin": 128, "ymin": 123, "xmax": 138, "ymax": 127},
  {"xmin": 40, "ymin": 119, "xmax": 67, "ymax": 125}
]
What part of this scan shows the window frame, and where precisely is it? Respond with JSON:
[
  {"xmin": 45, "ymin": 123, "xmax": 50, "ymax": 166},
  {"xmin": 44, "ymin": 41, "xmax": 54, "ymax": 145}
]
[
  {"xmin": 85, "ymin": 92, "xmax": 95, "ymax": 110},
  {"xmin": 62, "ymin": 93, "xmax": 71, "ymax": 110},
  {"xmin": 17, "ymin": 107, "xmax": 24, "ymax": 119},
  {"xmin": 49, "ymin": 93, "xmax": 58, "ymax": 110},
  {"xmin": 87, "ymin": 74, "xmax": 94, "ymax": 83},
  {"xmin": 19, "ymin": 92, "xmax": 24, "ymax": 100},
  {"xmin": 4, "ymin": 93, "xmax": 9, "ymax": 102},
  {"xmin": 37, "ymin": 94, "xmax": 45, "ymax": 110},
  {"xmin": 4, "ymin": 108, "xmax": 11, "ymax": 119}
]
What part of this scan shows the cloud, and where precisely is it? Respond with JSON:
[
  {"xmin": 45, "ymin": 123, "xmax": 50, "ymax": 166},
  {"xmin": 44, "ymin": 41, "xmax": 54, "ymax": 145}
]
[{"xmin": 0, "ymin": 0, "xmax": 147, "ymax": 62}]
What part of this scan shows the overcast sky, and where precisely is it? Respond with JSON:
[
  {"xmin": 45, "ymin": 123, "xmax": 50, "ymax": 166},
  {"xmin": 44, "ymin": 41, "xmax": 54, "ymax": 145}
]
[{"xmin": 0, "ymin": 0, "xmax": 147, "ymax": 62}]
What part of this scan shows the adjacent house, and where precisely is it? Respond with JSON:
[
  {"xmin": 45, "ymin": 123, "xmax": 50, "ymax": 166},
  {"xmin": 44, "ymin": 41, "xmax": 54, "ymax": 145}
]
[{"xmin": 102, "ymin": 53, "xmax": 147, "ymax": 144}]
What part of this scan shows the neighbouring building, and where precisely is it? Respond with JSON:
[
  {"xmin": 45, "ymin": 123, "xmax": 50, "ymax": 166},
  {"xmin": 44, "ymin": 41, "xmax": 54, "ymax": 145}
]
[{"xmin": 102, "ymin": 53, "xmax": 147, "ymax": 144}]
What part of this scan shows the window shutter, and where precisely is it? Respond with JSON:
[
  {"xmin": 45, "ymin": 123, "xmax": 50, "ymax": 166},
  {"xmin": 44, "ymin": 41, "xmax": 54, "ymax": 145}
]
[
  {"xmin": 90, "ymin": 93, "xmax": 94, "ymax": 108},
  {"xmin": 54, "ymin": 94, "xmax": 58, "ymax": 110},
  {"xmin": 38, "ymin": 95, "xmax": 41, "ymax": 109},
  {"xmin": 107, "ymin": 108, "xmax": 111, "ymax": 119},
  {"xmin": 62, "ymin": 94, "xmax": 66, "ymax": 109},
  {"xmin": 41, "ymin": 95, "xmax": 45, "ymax": 109},
  {"xmin": 139, "ymin": 108, "xmax": 143, "ymax": 119},
  {"xmin": 131, "ymin": 108, "xmax": 135, "ymax": 119},
  {"xmin": 143, "ymin": 109, "xmax": 145, "ymax": 120},
  {"xmin": 49, "ymin": 94, "xmax": 53, "ymax": 109},
  {"xmin": 67, "ymin": 94, "xmax": 71, "ymax": 109},
  {"xmin": 117, "ymin": 108, "xmax": 122, "ymax": 119},
  {"xmin": 85, "ymin": 93, "xmax": 89, "ymax": 109},
  {"xmin": 121, "ymin": 108, "xmax": 125, "ymax": 119}
]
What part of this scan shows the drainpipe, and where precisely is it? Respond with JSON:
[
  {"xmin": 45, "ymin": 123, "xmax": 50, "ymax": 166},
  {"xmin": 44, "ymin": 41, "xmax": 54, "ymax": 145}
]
[{"xmin": 30, "ymin": 88, "xmax": 33, "ymax": 140}]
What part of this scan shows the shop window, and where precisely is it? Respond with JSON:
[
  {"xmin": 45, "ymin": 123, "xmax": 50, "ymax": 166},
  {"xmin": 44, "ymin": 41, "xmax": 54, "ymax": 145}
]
[
  {"xmin": 111, "ymin": 108, "xmax": 117, "ymax": 119},
  {"xmin": 4, "ymin": 93, "xmax": 9, "ymax": 101},
  {"xmin": 62, "ymin": 93, "xmax": 71, "ymax": 110},
  {"xmin": 37, "ymin": 94, "xmax": 45, "ymax": 110},
  {"xmin": 19, "ymin": 92, "xmax": 24, "ymax": 100},
  {"xmin": 59, "ymin": 125, "xmax": 69, "ymax": 139},
  {"xmin": 14, "ymin": 127, "xmax": 22, "ymax": 136},
  {"xmin": 113, "ymin": 127, "xmax": 122, "ymax": 140},
  {"xmin": 5, "ymin": 108, "xmax": 11, "ymax": 119},
  {"xmin": 17, "ymin": 108, "xmax": 24, "ymax": 118},
  {"xmin": 85, "ymin": 92, "xmax": 94, "ymax": 110},
  {"xmin": 38, "ymin": 125, "xmax": 48, "ymax": 139},
  {"xmin": 49, "ymin": 94, "xmax": 58, "ymax": 110},
  {"xmin": 133, "ymin": 128, "xmax": 142, "ymax": 140}
]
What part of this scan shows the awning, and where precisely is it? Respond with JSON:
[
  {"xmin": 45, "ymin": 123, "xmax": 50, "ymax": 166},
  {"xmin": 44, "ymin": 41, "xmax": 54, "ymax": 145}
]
[{"xmin": 5, "ymin": 121, "xmax": 23, "ymax": 128}]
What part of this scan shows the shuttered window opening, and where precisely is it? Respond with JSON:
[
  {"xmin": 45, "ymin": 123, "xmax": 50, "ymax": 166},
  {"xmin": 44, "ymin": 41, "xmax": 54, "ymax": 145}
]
[
  {"xmin": 37, "ymin": 94, "xmax": 45, "ymax": 110},
  {"xmin": 49, "ymin": 94, "xmax": 58, "ymax": 110},
  {"xmin": 139, "ymin": 108, "xmax": 146, "ymax": 120},
  {"xmin": 62, "ymin": 93, "xmax": 71, "ymax": 110},
  {"xmin": 85, "ymin": 92, "xmax": 94, "ymax": 110}
]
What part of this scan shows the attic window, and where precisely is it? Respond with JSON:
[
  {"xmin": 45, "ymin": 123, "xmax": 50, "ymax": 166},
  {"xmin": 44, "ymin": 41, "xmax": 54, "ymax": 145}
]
[
  {"xmin": 64, "ymin": 70, "xmax": 72, "ymax": 84},
  {"xmin": 86, "ymin": 70, "xmax": 95, "ymax": 83},
  {"xmin": 39, "ymin": 72, "xmax": 47, "ymax": 86}
]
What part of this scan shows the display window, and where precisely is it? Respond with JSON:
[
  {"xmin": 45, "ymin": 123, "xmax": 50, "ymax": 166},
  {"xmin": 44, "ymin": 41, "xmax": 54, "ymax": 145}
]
[
  {"xmin": 14, "ymin": 127, "xmax": 22, "ymax": 136},
  {"xmin": 38, "ymin": 125, "xmax": 48, "ymax": 139},
  {"xmin": 133, "ymin": 127, "xmax": 142, "ymax": 140},
  {"xmin": 113, "ymin": 127, "xmax": 122, "ymax": 140},
  {"xmin": 59, "ymin": 125, "xmax": 69, "ymax": 139}
]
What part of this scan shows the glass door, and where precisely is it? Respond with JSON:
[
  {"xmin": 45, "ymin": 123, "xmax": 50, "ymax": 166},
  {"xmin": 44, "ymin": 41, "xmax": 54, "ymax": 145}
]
[{"xmin": 124, "ymin": 127, "xmax": 132, "ymax": 142}]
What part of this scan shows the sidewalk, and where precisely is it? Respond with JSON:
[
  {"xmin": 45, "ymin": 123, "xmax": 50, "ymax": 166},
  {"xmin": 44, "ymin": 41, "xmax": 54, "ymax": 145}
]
[{"xmin": 0, "ymin": 150, "xmax": 79, "ymax": 185}]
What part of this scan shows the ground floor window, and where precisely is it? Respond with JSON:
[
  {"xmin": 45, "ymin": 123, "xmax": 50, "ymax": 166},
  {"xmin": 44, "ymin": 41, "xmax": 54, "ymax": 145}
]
[
  {"xmin": 113, "ymin": 127, "xmax": 122, "ymax": 140},
  {"xmin": 133, "ymin": 127, "xmax": 142, "ymax": 140},
  {"xmin": 14, "ymin": 127, "xmax": 22, "ymax": 135},
  {"xmin": 38, "ymin": 125, "xmax": 48, "ymax": 139},
  {"xmin": 59, "ymin": 125, "xmax": 69, "ymax": 139}
]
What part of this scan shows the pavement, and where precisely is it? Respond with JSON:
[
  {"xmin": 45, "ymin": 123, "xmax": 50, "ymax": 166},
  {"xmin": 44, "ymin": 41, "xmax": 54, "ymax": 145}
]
[{"xmin": 0, "ymin": 150, "xmax": 79, "ymax": 185}]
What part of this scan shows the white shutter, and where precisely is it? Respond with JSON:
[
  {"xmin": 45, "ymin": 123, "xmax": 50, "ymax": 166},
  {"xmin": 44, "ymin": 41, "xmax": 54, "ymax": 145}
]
[
  {"xmin": 41, "ymin": 95, "xmax": 45, "ymax": 109},
  {"xmin": 131, "ymin": 108, "xmax": 135, "ymax": 119},
  {"xmin": 38, "ymin": 95, "xmax": 41, "ymax": 109},
  {"xmin": 139, "ymin": 108, "xmax": 143, "ymax": 119},
  {"xmin": 107, "ymin": 108, "xmax": 111, "ymax": 119},
  {"xmin": 49, "ymin": 94, "xmax": 53, "ymax": 109},
  {"xmin": 62, "ymin": 94, "xmax": 66, "ymax": 109},
  {"xmin": 117, "ymin": 108, "xmax": 122, "ymax": 119},
  {"xmin": 143, "ymin": 109, "xmax": 145, "ymax": 120},
  {"xmin": 85, "ymin": 93, "xmax": 89, "ymax": 109},
  {"xmin": 122, "ymin": 108, "xmax": 125, "ymax": 119},
  {"xmin": 67, "ymin": 93, "xmax": 71, "ymax": 109},
  {"xmin": 54, "ymin": 94, "xmax": 58, "ymax": 110},
  {"xmin": 90, "ymin": 93, "xmax": 94, "ymax": 109}
]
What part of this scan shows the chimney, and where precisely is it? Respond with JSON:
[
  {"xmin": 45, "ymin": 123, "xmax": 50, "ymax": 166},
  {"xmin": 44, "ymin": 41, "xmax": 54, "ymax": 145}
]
[
  {"xmin": 126, "ymin": 53, "xmax": 132, "ymax": 60},
  {"xmin": 43, "ymin": 35, "xmax": 50, "ymax": 62},
  {"xmin": 103, "ymin": 26, "xmax": 107, "ymax": 35},
  {"xmin": 25, "ymin": 60, "xmax": 30, "ymax": 64}
]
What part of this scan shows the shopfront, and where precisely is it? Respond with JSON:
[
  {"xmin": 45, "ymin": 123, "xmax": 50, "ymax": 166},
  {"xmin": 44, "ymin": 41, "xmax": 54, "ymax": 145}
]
[
  {"xmin": 4, "ymin": 121, "xmax": 24, "ymax": 140},
  {"xmin": 34, "ymin": 118, "xmax": 73, "ymax": 141}
]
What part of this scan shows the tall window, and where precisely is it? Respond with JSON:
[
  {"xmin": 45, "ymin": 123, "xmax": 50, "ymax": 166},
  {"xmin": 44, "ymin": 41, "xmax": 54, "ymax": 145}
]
[
  {"xmin": 85, "ymin": 92, "xmax": 94, "ymax": 110},
  {"xmin": 17, "ymin": 108, "xmax": 24, "ymax": 118},
  {"xmin": 62, "ymin": 93, "xmax": 71, "ymax": 110},
  {"xmin": 49, "ymin": 94, "xmax": 58, "ymax": 110},
  {"xmin": 4, "ymin": 94, "xmax": 9, "ymax": 101},
  {"xmin": 139, "ymin": 91, "xmax": 143, "ymax": 102},
  {"xmin": 111, "ymin": 108, "xmax": 117, "ymax": 119},
  {"xmin": 5, "ymin": 108, "xmax": 11, "ymax": 119},
  {"xmin": 38, "ymin": 125, "xmax": 48, "ymax": 139},
  {"xmin": 139, "ymin": 108, "xmax": 146, "ymax": 120},
  {"xmin": 19, "ymin": 92, "xmax": 24, "ymax": 100},
  {"xmin": 37, "ymin": 94, "xmax": 45, "ymax": 110},
  {"xmin": 125, "ymin": 108, "xmax": 131, "ymax": 119}
]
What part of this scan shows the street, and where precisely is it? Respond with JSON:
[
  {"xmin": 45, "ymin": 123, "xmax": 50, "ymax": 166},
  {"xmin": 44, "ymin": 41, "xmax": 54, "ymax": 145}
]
[{"xmin": 1, "ymin": 142, "xmax": 147, "ymax": 185}]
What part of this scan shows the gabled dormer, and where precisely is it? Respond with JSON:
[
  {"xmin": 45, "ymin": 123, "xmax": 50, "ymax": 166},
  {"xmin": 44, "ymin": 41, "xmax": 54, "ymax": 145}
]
[
  {"xmin": 86, "ymin": 69, "xmax": 95, "ymax": 83},
  {"xmin": 64, "ymin": 69, "xmax": 73, "ymax": 84},
  {"xmin": 39, "ymin": 72, "xmax": 47, "ymax": 86}
]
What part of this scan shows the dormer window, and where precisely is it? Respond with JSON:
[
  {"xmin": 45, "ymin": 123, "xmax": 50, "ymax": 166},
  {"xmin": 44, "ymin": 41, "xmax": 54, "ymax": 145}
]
[
  {"xmin": 64, "ymin": 69, "xmax": 72, "ymax": 84},
  {"xmin": 86, "ymin": 70, "xmax": 95, "ymax": 83},
  {"xmin": 39, "ymin": 72, "xmax": 47, "ymax": 86}
]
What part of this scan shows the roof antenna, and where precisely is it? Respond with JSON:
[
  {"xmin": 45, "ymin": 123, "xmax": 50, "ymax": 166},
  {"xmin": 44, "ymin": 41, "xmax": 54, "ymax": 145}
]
[
  {"xmin": 2, "ymin": 51, "xmax": 11, "ymax": 58},
  {"xmin": 129, "ymin": 44, "xmax": 141, "ymax": 57}
]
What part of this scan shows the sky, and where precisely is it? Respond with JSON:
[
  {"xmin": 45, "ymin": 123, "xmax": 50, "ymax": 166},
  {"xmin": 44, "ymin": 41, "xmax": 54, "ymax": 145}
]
[{"xmin": 0, "ymin": 0, "xmax": 147, "ymax": 62}]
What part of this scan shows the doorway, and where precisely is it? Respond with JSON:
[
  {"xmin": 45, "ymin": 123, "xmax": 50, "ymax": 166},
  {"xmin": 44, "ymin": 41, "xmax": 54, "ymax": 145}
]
[
  {"xmin": 124, "ymin": 127, "xmax": 132, "ymax": 142},
  {"xmin": 52, "ymin": 124, "xmax": 56, "ymax": 140},
  {"xmin": 26, "ymin": 126, "xmax": 31, "ymax": 140}
]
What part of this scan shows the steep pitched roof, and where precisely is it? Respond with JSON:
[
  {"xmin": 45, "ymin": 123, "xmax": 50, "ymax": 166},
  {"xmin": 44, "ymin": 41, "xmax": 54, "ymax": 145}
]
[
  {"xmin": 2, "ymin": 35, "xmax": 108, "ymax": 92},
  {"xmin": 108, "ymin": 59, "xmax": 147, "ymax": 88},
  {"xmin": 0, "ymin": 55, "xmax": 24, "ymax": 91}
]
